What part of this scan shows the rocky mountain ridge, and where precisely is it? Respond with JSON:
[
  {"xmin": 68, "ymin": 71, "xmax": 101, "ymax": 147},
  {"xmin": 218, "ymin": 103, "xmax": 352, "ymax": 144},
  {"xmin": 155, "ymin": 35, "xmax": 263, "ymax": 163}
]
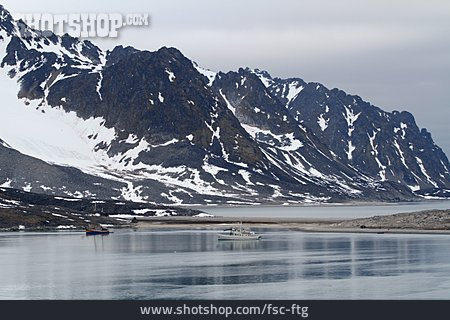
[{"xmin": 0, "ymin": 4, "xmax": 448, "ymax": 205}]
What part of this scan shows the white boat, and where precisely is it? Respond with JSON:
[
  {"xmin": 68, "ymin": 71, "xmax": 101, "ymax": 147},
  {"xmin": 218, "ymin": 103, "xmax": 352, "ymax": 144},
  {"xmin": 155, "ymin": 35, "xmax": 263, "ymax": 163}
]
[{"xmin": 218, "ymin": 225, "xmax": 261, "ymax": 240}]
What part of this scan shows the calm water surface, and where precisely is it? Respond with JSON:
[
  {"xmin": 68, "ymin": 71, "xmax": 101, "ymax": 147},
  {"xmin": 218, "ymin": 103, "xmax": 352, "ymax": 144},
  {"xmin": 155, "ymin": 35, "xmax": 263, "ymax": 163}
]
[
  {"xmin": 1, "ymin": 228, "xmax": 450, "ymax": 299},
  {"xmin": 201, "ymin": 200, "xmax": 450, "ymax": 218}
]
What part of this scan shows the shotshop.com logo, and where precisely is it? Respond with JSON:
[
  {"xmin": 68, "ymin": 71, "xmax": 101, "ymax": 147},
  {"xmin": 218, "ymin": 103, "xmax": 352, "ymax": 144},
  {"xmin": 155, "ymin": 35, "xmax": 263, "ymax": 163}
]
[{"xmin": 15, "ymin": 13, "xmax": 150, "ymax": 38}]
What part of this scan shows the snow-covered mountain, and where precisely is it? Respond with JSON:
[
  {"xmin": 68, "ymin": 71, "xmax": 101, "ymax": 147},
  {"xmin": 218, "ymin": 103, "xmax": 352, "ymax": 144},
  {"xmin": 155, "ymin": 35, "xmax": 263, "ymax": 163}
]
[
  {"xmin": 0, "ymin": 4, "xmax": 448, "ymax": 205},
  {"xmin": 250, "ymin": 68, "xmax": 450, "ymax": 191}
]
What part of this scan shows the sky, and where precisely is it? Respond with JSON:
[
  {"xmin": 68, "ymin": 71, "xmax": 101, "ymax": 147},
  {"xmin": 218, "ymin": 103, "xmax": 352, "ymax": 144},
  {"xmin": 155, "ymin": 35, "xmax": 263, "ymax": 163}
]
[{"xmin": 3, "ymin": 0, "xmax": 450, "ymax": 157}]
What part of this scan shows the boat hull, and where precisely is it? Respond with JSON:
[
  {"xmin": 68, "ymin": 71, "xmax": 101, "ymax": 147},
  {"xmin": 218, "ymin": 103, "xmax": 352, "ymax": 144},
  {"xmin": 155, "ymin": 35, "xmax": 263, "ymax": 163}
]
[
  {"xmin": 85, "ymin": 229, "xmax": 110, "ymax": 235},
  {"xmin": 218, "ymin": 234, "xmax": 261, "ymax": 241}
]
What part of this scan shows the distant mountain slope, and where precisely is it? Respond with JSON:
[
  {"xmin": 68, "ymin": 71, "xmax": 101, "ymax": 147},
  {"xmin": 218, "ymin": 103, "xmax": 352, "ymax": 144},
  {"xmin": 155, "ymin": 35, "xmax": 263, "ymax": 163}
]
[
  {"xmin": 251, "ymin": 68, "xmax": 450, "ymax": 191},
  {"xmin": 0, "ymin": 4, "xmax": 448, "ymax": 205}
]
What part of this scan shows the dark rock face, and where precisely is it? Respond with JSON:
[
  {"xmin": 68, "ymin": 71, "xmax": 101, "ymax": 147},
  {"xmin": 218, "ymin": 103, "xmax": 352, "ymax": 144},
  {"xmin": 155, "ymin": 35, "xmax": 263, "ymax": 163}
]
[
  {"xmin": 211, "ymin": 68, "xmax": 419, "ymax": 201},
  {"xmin": 254, "ymin": 69, "xmax": 450, "ymax": 191},
  {"xmin": 0, "ymin": 4, "xmax": 448, "ymax": 205}
]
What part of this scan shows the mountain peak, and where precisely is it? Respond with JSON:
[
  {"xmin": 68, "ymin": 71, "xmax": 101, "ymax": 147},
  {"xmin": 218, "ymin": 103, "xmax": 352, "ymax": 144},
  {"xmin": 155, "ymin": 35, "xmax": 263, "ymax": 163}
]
[
  {"xmin": 0, "ymin": 4, "xmax": 15, "ymax": 34},
  {"xmin": 250, "ymin": 68, "xmax": 273, "ymax": 79},
  {"xmin": 0, "ymin": 4, "xmax": 12, "ymax": 23},
  {"xmin": 157, "ymin": 46, "xmax": 183, "ymax": 55},
  {"xmin": 0, "ymin": 4, "xmax": 7, "ymax": 15},
  {"xmin": 0, "ymin": 3, "xmax": 448, "ymax": 205}
]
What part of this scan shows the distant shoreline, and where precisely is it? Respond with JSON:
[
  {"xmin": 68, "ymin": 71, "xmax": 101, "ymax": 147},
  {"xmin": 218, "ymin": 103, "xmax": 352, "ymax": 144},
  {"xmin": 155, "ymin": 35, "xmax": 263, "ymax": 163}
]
[
  {"xmin": 133, "ymin": 209, "xmax": 450, "ymax": 235},
  {"xmin": 1, "ymin": 205, "xmax": 449, "ymax": 234},
  {"xmin": 186, "ymin": 199, "xmax": 450, "ymax": 210}
]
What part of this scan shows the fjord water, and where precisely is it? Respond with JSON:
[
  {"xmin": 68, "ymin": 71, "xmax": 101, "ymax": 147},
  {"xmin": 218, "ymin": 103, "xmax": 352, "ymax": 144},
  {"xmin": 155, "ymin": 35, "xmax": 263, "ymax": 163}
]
[
  {"xmin": 201, "ymin": 200, "xmax": 450, "ymax": 218},
  {"xmin": 1, "ymin": 227, "xmax": 450, "ymax": 299}
]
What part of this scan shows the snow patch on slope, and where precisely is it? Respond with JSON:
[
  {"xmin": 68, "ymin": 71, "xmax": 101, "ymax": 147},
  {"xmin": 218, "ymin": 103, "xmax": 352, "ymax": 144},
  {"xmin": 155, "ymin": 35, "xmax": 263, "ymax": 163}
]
[
  {"xmin": 0, "ymin": 69, "xmax": 117, "ymax": 170},
  {"xmin": 252, "ymin": 69, "xmax": 274, "ymax": 88},
  {"xmin": 158, "ymin": 92, "xmax": 165, "ymax": 103},
  {"xmin": 1, "ymin": 179, "xmax": 12, "ymax": 188},
  {"xmin": 343, "ymin": 106, "xmax": 361, "ymax": 160},
  {"xmin": 121, "ymin": 181, "xmax": 144, "ymax": 202},
  {"xmin": 416, "ymin": 157, "xmax": 438, "ymax": 188},
  {"xmin": 317, "ymin": 114, "xmax": 329, "ymax": 131},
  {"xmin": 239, "ymin": 169, "xmax": 255, "ymax": 186},
  {"xmin": 219, "ymin": 89, "xmax": 236, "ymax": 114},
  {"xmin": 193, "ymin": 62, "xmax": 216, "ymax": 86},
  {"xmin": 165, "ymin": 68, "xmax": 176, "ymax": 82},
  {"xmin": 344, "ymin": 106, "xmax": 361, "ymax": 137},
  {"xmin": 285, "ymin": 81, "xmax": 304, "ymax": 106},
  {"xmin": 368, "ymin": 131, "xmax": 386, "ymax": 181},
  {"xmin": 241, "ymin": 124, "xmax": 303, "ymax": 151},
  {"xmin": 346, "ymin": 141, "xmax": 356, "ymax": 160}
]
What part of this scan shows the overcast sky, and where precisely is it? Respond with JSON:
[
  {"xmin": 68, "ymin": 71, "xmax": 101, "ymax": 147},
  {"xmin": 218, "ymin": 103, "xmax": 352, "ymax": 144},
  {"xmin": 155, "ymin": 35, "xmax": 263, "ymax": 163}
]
[{"xmin": 3, "ymin": 0, "xmax": 450, "ymax": 156}]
